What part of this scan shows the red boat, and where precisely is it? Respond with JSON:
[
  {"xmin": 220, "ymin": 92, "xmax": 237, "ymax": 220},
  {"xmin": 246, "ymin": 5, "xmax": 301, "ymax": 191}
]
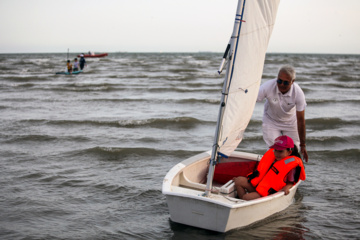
[{"xmin": 77, "ymin": 53, "xmax": 108, "ymax": 58}]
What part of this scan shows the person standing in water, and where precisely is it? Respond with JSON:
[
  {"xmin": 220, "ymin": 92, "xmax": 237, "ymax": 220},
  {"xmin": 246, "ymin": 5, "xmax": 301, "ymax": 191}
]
[
  {"xmin": 257, "ymin": 65, "xmax": 308, "ymax": 162},
  {"xmin": 79, "ymin": 54, "xmax": 86, "ymax": 70},
  {"xmin": 66, "ymin": 60, "xmax": 72, "ymax": 73},
  {"xmin": 73, "ymin": 58, "xmax": 80, "ymax": 72}
]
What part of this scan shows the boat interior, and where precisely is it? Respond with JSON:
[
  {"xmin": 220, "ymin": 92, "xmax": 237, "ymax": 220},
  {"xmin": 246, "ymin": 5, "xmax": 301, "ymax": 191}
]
[{"xmin": 174, "ymin": 152, "xmax": 261, "ymax": 198}]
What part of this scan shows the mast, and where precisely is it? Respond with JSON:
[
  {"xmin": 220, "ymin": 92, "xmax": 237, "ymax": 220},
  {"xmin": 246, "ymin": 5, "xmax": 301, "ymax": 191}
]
[{"xmin": 204, "ymin": 0, "xmax": 246, "ymax": 197}]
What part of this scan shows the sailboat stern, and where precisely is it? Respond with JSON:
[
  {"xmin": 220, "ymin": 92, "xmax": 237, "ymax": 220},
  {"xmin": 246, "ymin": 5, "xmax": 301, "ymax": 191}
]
[{"xmin": 165, "ymin": 180, "xmax": 300, "ymax": 232}]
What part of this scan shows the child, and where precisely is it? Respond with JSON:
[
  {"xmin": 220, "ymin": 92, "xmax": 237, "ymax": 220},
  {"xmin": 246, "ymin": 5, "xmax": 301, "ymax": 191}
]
[
  {"xmin": 67, "ymin": 60, "xmax": 72, "ymax": 73},
  {"xmin": 73, "ymin": 58, "xmax": 79, "ymax": 72},
  {"xmin": 234, "ymin": 135, "xmax": 306, "ymax": 200}
]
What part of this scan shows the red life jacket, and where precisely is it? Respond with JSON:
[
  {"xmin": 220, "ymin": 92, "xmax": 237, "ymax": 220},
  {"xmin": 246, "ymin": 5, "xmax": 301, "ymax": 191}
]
[
  {"xmin": 256, "ymin": 155, "xmax": 306, "ymax": 197},
  {"xmin": 248, "ymin": 149, "xmax": 276, "ymax": 187}
]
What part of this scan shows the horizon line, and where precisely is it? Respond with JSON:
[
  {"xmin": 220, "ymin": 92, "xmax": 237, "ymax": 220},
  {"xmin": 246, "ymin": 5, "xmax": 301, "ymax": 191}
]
[{"xmin": 0, "ymin": 51, "xmax": 359, "ymax": 55}]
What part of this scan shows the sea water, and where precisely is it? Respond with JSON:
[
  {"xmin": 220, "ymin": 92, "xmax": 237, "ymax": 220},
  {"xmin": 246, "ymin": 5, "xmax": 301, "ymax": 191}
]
[{"xmin": 0, "ymin": 52, "xmax": 359, "ymax": 239}]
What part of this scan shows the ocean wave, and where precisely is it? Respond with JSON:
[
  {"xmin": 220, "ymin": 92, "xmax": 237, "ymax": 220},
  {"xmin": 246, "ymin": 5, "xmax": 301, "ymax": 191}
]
[
  {"xmin": 7, "ymin": 83, "xmax": 36, "ymax": 89},
  {"xmin": 306, "ymin": 98, "xmax": 360, "ymax": 104},
  {"xmin": 115, "ymin": 117, "xmax": 211, "ymax": 129},
  {"xmin": 308, "ymin": 134, "xmax": 360, "ymax": 143},
  {"xmin": 38, "ymin": 84, "xmax": 123, "ymax": 92},
  {"xmin": 92, "ymin": 183, "xmax": 130, "ymax": 194},
  {"xmin": 327, "ymin": 82, "xmax": 360, "ymax": 89},
  {"xmin": 309, "ymin": 148, "xmax": 360, "ymax": 163},
  {"xmin": 135, "ymin": 189, "xmax": 163, "ymax": 200},
  {"xmin": 178, "ymin": 98, "xmax": 219, "ymax": 104},
  {"xmin": 3, "ymin": 134, "xmax": 90, "ymax": 144},
  {"xmin": 71, "ymin": 146, "xmax": 201, "ymax": 159},
  {"xmin": 147, "ymin": 87, "xmax": 220, "ymax": 93},
  {"xmin": 20, "ymin": 117, "xmax": 212, "ymax": 129},
  {"xmin": 246, "ymin": 119, "xmax": 264, "ymax": 130},
  {"xmin": 169, "ymin": 68, "xmax": 199, "ymax": 73},
  {"xmin": 105, "ymin": 73, "xmax": 151, "ymax": 79},
  {"xmin": 161, "ymin": 74, "xmax": 220, "ymax": 82},
  {"xmin": 337, "ymin": 75, "xmax": 360, "ymax": 82},
  {"xmin": 180, "ymin": 81, "xmax": 222, "ymax": 88},
  {"xmin": 58, "ymin": 179, "xmax": 88, "ymax": 187},
  {"xmin": 1, "ymin": 75, "xmax": 48, "ymax": 82},
  {"xmin": 307, "ymin": 117, "xmax": 359, "ymax": 130},
  {"xmin": 82, "ymin": 97, "xmax": 219, "ymax": 105},
  {"xmin": 18, "ymin": 172, "xmax": 45, "ymax": 179},
  {"xmin": 0, "ymin": 66, "xmax": 12, "ymax": 71},
  {"xmin": 15, "ymin": 83, "xmax": 218, "ymax": 93},
  {"xmin": 2, "ymin": 134, "xmax": 58, "ymax": 143}
]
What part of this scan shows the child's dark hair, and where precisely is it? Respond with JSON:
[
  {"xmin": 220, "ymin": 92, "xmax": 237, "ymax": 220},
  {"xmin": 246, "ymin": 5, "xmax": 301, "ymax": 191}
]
[
  {"xmin": 290, "ymin": 145, "xmax": 303, "ymax": 181},
  {"xmin": 289, "ymin": 145, "xmax": 301, "ymax": 158}
]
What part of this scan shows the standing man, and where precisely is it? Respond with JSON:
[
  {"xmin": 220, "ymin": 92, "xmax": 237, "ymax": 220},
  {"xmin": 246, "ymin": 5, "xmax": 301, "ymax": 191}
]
[
  {"xmin": 79, "ymin": 54, "xmax": 86, "ymax": 70},
  {"xmin": 257, "ymin": 65, "xmax": 308, "ymax": 162}
]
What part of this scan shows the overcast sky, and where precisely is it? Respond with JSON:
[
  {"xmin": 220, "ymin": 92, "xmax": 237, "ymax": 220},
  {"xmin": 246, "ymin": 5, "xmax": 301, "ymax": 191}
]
[{"xmin": 0, "ymin": 0, "xmax": 359, "ymax": 54}]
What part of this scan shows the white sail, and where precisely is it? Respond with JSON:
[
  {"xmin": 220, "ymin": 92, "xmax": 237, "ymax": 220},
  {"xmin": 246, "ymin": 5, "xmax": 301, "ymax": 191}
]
[{"xmin": 218, "ymin": 0, "xmax": 280, "ymax": 156}]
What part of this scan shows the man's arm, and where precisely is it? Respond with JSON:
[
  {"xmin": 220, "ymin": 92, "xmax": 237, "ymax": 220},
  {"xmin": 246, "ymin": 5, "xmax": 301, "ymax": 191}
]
[{"xmin": 296, "ymin": 110, "xmax": 308, "ymax": 162}]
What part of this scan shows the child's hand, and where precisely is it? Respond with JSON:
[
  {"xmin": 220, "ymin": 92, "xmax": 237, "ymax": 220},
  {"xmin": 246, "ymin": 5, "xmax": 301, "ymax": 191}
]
[{"xmin": 282, "ymin": 184, "xmax": 293, "ymax": 195}]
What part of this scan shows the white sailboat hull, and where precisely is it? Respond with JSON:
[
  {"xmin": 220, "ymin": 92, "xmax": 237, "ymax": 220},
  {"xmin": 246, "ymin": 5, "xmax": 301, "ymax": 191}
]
[{"xmin": 162, "ymin": 151, "xmax": 301, "ymax": 232}]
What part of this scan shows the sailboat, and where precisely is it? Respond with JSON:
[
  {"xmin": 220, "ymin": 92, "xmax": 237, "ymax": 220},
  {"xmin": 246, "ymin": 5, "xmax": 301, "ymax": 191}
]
[{"xmin": 162, "ymin": 0, "xmax": 302, "ymax": 232}]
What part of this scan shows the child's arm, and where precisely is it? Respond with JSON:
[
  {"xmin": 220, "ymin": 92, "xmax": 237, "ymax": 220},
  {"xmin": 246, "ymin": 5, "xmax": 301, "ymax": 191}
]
[
  {"xmin": 282, "ymin": 182, "xmax": 294, "ymax": 195},
  {"xmin": 283, "ymin": 167, "xmax": 296, "ymax": 195}
]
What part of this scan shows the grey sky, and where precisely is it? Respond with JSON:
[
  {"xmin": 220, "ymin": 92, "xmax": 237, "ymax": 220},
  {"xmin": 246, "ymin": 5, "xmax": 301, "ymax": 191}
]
[{"xmin": 0, "ymin": 0, "xmax": 359, "ymax": 54}]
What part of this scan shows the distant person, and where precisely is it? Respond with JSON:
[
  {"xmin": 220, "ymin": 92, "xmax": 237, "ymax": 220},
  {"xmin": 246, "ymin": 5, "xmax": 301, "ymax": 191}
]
[
  {"xmin": 66, "ymin": 60, "xmax": 72, "ymax": 73},
  {"xmin": 73, "ymin": 58, "xmax": 79, "ymax": 71},
  {"xmin": 79, "ymin": 54, "xmax": 86, "ymax": 70},
  {"xmin": 234, "ymin": 135, "xmax": 306, "ymax": 200},
  {"xmin": 257, "ymin": 65, "xmax": 308, "ymax": 162}
]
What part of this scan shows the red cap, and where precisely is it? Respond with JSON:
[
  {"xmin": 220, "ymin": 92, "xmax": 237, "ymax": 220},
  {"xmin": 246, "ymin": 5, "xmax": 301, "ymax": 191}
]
[{"xmin": 269, "ymin": 135, "xmax": 294, "ymax": 150}]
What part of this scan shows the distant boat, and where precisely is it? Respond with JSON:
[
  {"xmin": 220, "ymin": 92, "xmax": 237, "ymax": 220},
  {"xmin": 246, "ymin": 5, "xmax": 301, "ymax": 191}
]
[
  {"xmin": 161, "ymin": 0, "xmax": 301, "ymax": 233},
  {"xmin": 56, "ymin": 70, "xmax": 83, "ymax": 75},
  {"xmin": 77, "ymin": 53, "xmax": 108, "ymax": 58}
]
